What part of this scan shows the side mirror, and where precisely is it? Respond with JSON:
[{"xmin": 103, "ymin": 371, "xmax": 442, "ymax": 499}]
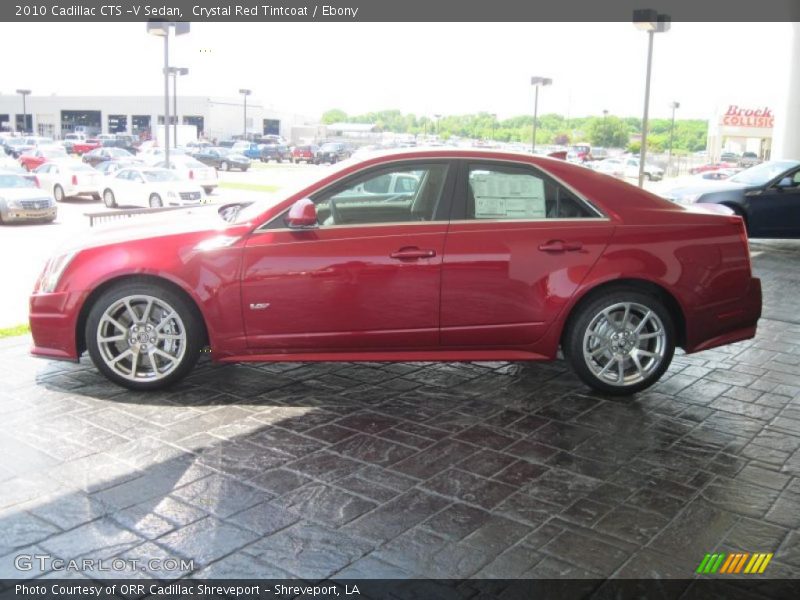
[{"xmin": 286, "ymin": 198, "xmax": 318, "ymax": 229}]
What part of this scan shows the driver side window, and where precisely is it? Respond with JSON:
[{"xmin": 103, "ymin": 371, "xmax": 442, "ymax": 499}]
[{"xmin": 313, "ymin": 163, "xmax": 450, "ymax": 226}]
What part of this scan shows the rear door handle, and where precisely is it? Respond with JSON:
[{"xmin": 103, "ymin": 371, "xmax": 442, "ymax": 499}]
[
  {"xmin": 390, "ymin": 247, "xmax": 437, "ymax": 260},
  {"xmin": 538, "ymin": 240, "xmax": 583, "ymax": 252}
]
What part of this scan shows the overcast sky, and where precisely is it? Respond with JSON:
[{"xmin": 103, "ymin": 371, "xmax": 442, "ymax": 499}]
[{"xmin": 0, "ymin": 21, "xmax": 791, "ymax": 121}]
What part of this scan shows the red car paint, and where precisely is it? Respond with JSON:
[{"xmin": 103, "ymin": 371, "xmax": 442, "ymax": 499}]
[
  {"xmin": 71, "ymin": 139, "xmax": 102, "ymax": 155},
  {"xmin": 29, "ymin": 149, "xmax": 761, "ymax": 369}
]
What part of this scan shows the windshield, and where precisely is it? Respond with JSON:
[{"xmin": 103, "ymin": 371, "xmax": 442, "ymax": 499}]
[
  {"xmin": 730, "ymin": 160, "xmax": 799, "ymax": 186},
  {"xmin": 143, "ymin": 170, "xmax": 179, "ymax": 182},
  {"xmin": 0, "ymin": 174, "xmax": 36, "ymax": 188}
]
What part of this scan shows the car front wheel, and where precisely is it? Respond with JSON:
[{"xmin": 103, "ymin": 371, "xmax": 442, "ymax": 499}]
[
  {"xmin": 564, "ymin": 290, "xmax": 675, "ymax": 395},
  {"xmin": 149, "ymin": 194, "xmax": 163, "ymax": 208},
  {"xmin": 85, "ymin": 283, "xmax": 204, "ymax": 390},
  {"xmin": 53, "ymin": 185, "xmax": 65, "ymax": 203}
]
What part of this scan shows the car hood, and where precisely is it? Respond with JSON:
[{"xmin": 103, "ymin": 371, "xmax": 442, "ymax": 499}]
[
  {"xmin": 0, "ymin": 187, "xmax": 52, "ymax": 201},
  {"xmin": 663, "ymin": 179, "xmax": 748, "ymax": 199},
  {"xmin": 56, "ymin": 205, "xmax": 243, "ymax": 254}
]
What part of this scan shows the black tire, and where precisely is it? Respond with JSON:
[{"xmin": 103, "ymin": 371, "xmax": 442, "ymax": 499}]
[
  {"xmin": 85, "ymin": 281, "xmax": 204, "ymax": 391},
  {"xmin": 645, "ymin": 172, "xmax": 654, "ymax": 182},
  {"xmin": 149, "ymin": 193, "xmax": 163, "ymax": 208},
  {"xmin": 220, "ymin": 161, "xmax": 229, "ymax": 171},
  {"xmin": 563, "ymin": 288, "xmax": 675, "ymax": 396},
  {"xmin": 203, "ymin": 187, "xmax": 214, "ymax": 195},
  {"xmin": 241, "ymin": 168, "xmax": 248, "ymax": 173},
  {"xmin": 53, "ymin": 185, "xmax": 65, "ymax": 203},
  {"xmin": 103, "ymin": 189, "xmax": 117, "ymax": 208},
  {"xmin": 260, "ymin": 158, "xmax": 267, "ymax": 163}
]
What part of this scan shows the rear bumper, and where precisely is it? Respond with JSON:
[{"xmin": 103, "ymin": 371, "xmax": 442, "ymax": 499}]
[
  {"xmin": 29, "ymin": 291, "xmax": 83, "ymax": 361},
  {"xmin": 685, "ymin": 277, "xmax": 762, "ymax": 353}
]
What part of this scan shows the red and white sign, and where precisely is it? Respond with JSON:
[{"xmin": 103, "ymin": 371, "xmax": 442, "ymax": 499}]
[{"xmin": 720, "ymin": 105, "xmax": 775, "ymax": 128}]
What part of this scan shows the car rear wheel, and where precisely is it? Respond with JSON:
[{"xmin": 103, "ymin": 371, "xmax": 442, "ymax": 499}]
[
  {"xmin": 53, "ymin": 185, "xmax": 65, "ymax": 203},
  {"xmin": 103, "ymin": 189, "xmax": 117, "ymax": 208},
  {"xmin": 149, "ymin": 194, "xmax": 163, "ymax": 208},
  {"xmin": 564, "ymin": 290, "xmax": 675, "ymax": 395},
  {"xmin": 202, "ymin": 187, "xmax": 214, "ymax": 195},
  {"xmin": 220, "ymin": 161, "xmax": 230, "ymax": 171},
  {"xmin": 85, "ymin": 283, "xmax": 204, "ymax": 390}
]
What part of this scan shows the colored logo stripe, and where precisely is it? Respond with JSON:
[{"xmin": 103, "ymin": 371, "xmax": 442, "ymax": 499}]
[{"xmin": 697, "ymin": 552, "xmax": 773, "ymax": 575}]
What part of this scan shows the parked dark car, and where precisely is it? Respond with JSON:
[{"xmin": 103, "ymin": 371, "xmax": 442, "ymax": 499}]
[
  {"xmin": 82, "ymin": 147, "xmax": 136, "ymax": 167},
  {"xmin": 260, "ymin": 143, "xmax": 291, "ymax": 163},
  {"xmin": 720, "ymin": 151, "xmax": 740, "ymax": 163},
  {"xmin": 104, "ymin": 135, "xmax": 139, "ymax": 154},
  {"xmin": 315, "ymin": 142, "xmax": 352, "ymax": 164},
  {"xmin": 192, "ymin": 147, "xmax": 250, "ymax": 171},
  {"xmin": 291, "ymin": 144, "xmax": 319, "ymax": 164},
  {"xmin": 738, "ymin": 152, "xmax": 761, "ymax": 168},
  {"xmin": 664, "ymin": 159, "xmax": 800, "ymax": 238}
]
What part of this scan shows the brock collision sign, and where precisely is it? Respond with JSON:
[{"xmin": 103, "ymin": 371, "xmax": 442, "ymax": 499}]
[{"xmin": 721, "ymin": 106, "xmax": 775, "ymax": 128}]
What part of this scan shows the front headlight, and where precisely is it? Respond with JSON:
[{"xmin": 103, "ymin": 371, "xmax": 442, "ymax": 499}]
[
  {"xmin": 7, "ymin": 199, "xmax": 23, "ymax": 209},
  {"xmin": 36, "ymin": 251, "xmax": 78, "ymax": 293}
]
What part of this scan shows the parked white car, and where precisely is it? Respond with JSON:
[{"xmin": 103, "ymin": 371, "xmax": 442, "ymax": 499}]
[
  {"xmin": 622, "ymin": 157, "xmax": 664, "ymax": 181},
  {"xmin": 34, "ymin": 159, "xmax": 103, "ymax": 201},
  {"xmin": 0, "ymin": 170, "xmax": 57, "ymax": 223},
  {"xmin": 592, "ymin": 158, "xmax": 626, "ymax": 179},
  {"xmin": 155, "ymin": 156, "xmax": 218, "ymax": 195},
  {"xmin": 101, "ymin": 167, "xmax": 204, "ymax": 209}
]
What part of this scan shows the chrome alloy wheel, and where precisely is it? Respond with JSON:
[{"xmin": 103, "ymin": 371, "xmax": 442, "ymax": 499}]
[
  {"xmin": 582, "ymin": 301, "xmax": 666, "ymax": 387},
  {"xmin": 95, "ymin": 294, "xmax": 187, "ymax": 383}
]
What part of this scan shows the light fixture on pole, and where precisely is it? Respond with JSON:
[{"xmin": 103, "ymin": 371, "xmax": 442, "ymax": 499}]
[
  {"xmin": 239, "ymin": 89, "xmax": 252, "ymax": 139},
  {"xmin": 633, "ymin": 9, "xmax": 670, "ymax": 187},
  {"xmin": 166, "ymin": 67, "xmax": 189, "ymax": 149},
  {"xmin": 530, "ymin": 76, "xmax": 553, "ymax": 154},
  {"xmin": 147, "ymin": 20, "xmax": 190, "ymax": 167},
  {"xmin": 667, "ymin": 100, "xmax": 680, "ymax": 176},
  {"xmin": 16, "ymin": 89, "xmax": 31, "ymax": 133}
]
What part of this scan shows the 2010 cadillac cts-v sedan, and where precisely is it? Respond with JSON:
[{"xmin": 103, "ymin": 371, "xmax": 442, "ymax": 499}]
[{"xmin": 29, "ymin": 150, "xmax": 762, "ymax": 395}]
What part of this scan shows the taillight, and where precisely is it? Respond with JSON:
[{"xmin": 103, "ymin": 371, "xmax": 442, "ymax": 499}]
[
  {"xmin": 71, "ymin": 174, "xmax": 78, "ymax": 185},
  {"xmin": 189, "ymin": 170, "xmax": 194, "ymax": 179}
]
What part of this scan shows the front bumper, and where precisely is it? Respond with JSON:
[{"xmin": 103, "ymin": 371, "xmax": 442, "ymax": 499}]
[
  {"xmin": 1, "ymin": 206, "xmax": 57, "ymax": 222},
  {"xmin": 29, "ymin": 290, "xmax": 84, "ymax": 361}
]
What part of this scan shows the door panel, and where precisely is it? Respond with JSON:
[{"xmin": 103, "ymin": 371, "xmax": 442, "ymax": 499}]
[
  {"xmin": 242, "ymin": 224, "xmax": 446, "ymax": 350},
  {"xmin": 746, "ymin": 184, "xmax": 800, "ymax": 238},
  {"xmin": 441, "ymin": 221, "xmax": 613, "ymax": 346}
]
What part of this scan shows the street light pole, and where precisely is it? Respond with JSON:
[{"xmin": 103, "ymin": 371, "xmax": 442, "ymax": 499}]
[
  {"xmin": 668, "ymin": 100, "xmax": 680, "ymax": 176},
  {"xmin": 167, "ymin": 67, "xmax": 189, "ymax": 148},
  {"xmin": 239, "ymin": 89, "xmax": 252, "ymax": 139},
  {"xmin": 530, "ymin": 77, "xmax": 552, "ymax": 154},
  {"xmin": 633, "ymin": 10, "xmax": 670, "ymax": 187},
  {"xmin": 147, "ymin": 22, "xmax": 190, "ymax": 167},
  {"xmin": 16, "ymin": 89, "xmax": 31, "ymax": 133}
]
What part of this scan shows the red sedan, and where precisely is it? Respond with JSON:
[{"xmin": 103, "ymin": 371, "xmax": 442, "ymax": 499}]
[
  {"xmin": 72, "ymin": 139, "xmax": 102, "ymax": 155},
  {"xmin": 689, "ymin": 161, "xmax": 737, "ymax": 175},
  {"xmin": 19, "ymin": 146, "xmax": 69, "ymax": 171},
  {"xmin": 29, "ymin": 149, "xmax": 761, "ymax": 395}
]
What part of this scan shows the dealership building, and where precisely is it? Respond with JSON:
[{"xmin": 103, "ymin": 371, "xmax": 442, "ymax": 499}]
[
  {"xmin": 0, "ymin": 95, "xmax": 322, "ymax": 143},
  {"xmin": 706, "ymin": 104, "xmax": 774, "ymax": 161}
]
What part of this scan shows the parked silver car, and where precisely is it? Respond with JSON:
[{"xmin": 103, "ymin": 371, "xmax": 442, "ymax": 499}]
[{"xmin": 0, "ymin": 170, "xmax": 56, "ymax": 224}]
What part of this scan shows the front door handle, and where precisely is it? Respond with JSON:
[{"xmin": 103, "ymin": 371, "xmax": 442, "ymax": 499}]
[
  {"xmin": 390, "ymin": 247, "xmax": 437, "ymax": 260},
  {"xmin": 538, "ymin": 240, "xmax": 583, "ymax": 252}
]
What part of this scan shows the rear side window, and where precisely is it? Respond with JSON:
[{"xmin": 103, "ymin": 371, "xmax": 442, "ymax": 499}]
[{"xmin": 464, "ymin": 164, "xmax": 598, "ymax": 220}]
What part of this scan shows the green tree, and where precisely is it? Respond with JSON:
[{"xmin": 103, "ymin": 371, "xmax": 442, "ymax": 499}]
[
  {"xmin": 322, "ymin": 109, "xmax": 348, "ymax": 124},
  {"xmin": 587, "ymin": 116, "xmax": 630, "ymax": 148}
]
